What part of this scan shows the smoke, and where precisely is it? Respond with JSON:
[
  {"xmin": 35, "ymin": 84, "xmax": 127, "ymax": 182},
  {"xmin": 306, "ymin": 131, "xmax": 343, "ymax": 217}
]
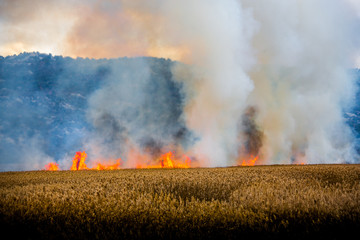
[
  {"xmin": 239, "ymin": 106, "xmax": 264, "ymax": 159},
  {"xmin": 0, "ymin": 0, "xmax": 78, "ymax": 56},
  {"xmin": 0, "ymin": 53, "xmax": 189, "ymax": 171},
  {"xmin": 84, "ymin": 57, "xmax": 188, "ymax": 167},
  {"xmin": 148, "ymin": 0, "xmax": 256, "ymax": 166},
  {"xmin": 241, "ymin": 0, "xmax": 359, "ymax": 164},
  {"xmin": 121, "ymin": 0, "xmax": 359, "ymax": 165},
  {"xmin": 61, "ymin": 0, "xmax": 257, "ymax": 167},
  {"xmin": 1, "ymin": 0, "xmax": 360, "ymax": 170}
]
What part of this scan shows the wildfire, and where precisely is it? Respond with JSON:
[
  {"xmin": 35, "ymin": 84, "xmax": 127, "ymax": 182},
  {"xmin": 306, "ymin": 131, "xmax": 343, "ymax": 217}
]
[
  {"xmin": 70, "ymin": 151, "xmax": 88, "ymax": 170},
  {"xmin": 136, "ymin": 151, "xmax": 191, "ymax": 169},
  {"xmin": 94, "ymin": 159, "xmax": 122, "ymax": 170},
  {"xmin": 44, "ymin": 150, "xmax": 191, "ymax": 171},
  {"xmin": 43, "ymin": 150, "xmax": 308, "ymax": 170},
  {"xmin": 240, "ymin": 155, "xmax": 259, "ymax": 166},
  {"xmin": 44, "ymin": 162, "xmax": 59, "ymax": 171}
]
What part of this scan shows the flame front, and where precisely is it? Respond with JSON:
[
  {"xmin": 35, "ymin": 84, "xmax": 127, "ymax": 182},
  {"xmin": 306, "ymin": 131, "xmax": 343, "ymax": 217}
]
[
  {"xmin": 94, "ymin": 159, "xmax": 122, "ymax": 170},
  {"xmin": 44, "ymin": 162, "xmax": 59, "ymax": 171},
  {"xmin": 136, "ymin": 151, "xmax": 191, "ymax": 169},
  {"xmin": 44, "ymin": 150, "xmax": 191, "ymax": 171},
  {"xmin": 70, "ymin": 151, "xmax": 88, "ymax": 170},
  {"xmin": 43, "ymin": 150, "xmax": 309, "ymax": 170},
  {"xmin": 240, "ymin": 155, "xmax": 259, "ymax": 166}
]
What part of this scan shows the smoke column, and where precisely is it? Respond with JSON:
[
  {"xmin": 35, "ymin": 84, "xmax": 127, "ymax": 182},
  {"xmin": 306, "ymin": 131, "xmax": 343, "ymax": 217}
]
[
  {"xmin": 158, "ymin": 0, "xmax": 256, "ymax": 166},
  {"xmin": 82, "ymin": 0, "xmax": 257, "ymax": 167},
  {"xmin": 124, "ymin": 0, "xmax": 359, "ymax": 165},
  {"xmin": 1, "ymin": 0, "xmax": 360, "ymax": 170},
  {"xmin": 241, "ymin": 0, "xmax": 359, "ymax": 164}
]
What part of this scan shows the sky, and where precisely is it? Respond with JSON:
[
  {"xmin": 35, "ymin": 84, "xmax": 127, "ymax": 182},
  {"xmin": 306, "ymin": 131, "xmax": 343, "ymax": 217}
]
[
  {"xmin": 0, "ymin": 0, "xmax": 191, "ymax": 61},
  {"xmin": 1, "ymin": 0, "xmax": 360, "ymax": 66}
]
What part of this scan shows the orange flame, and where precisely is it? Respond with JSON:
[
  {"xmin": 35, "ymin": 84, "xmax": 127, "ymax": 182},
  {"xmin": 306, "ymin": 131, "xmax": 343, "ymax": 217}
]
[
  {"xmin": 44, "ymin": 162, "xmax": 59, "ymax": 171},
  {"xmin": 70, "ymin": 151, "xmax": 88, "ymax": 170},
  {"xmin": 44, "ymin": 151, "xmax": 121, "ymax": 171},
  {"xmin": 44, "ymin": 150, "xmax": 191, "ymax": 171},
  {"xmin": 94, "ymin": 159, "xmax": 122, "ymax": 170},
  {"xmin": 240, "ymin": 155, "xmax": 258, "ymax": 166},
  {"xmin": 160, "ymin": 151, "xmax": 191, "ymax": 168},
  {"xmin": 136, "ymin": 151, "xmax": 191, "ymax": 169}
]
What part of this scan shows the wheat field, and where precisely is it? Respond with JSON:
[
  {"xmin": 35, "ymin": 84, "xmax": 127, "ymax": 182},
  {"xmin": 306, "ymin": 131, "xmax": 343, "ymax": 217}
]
[{"xmin": 0, "ymin": 165, "xmax": 359, "ymax": 239}]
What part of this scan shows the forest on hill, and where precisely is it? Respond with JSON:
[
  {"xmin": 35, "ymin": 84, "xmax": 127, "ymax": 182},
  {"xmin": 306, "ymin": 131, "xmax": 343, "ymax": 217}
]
[{"xmin": 1, "ymin": 52, "xmax": 359, "ymax": 170}]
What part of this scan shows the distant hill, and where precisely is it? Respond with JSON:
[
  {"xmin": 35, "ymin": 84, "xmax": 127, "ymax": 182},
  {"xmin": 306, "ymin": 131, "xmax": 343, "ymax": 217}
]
[
  {"xmin": 0, "ymin": 52, "xmax": 359, "ymax": 170},
  {"xmin": 344, "ymin": 69, "xmax": 360, "ymax": 154},
  {"xmin": 0, "ymin": 52, "xmax": 189, "ymax": 170}
]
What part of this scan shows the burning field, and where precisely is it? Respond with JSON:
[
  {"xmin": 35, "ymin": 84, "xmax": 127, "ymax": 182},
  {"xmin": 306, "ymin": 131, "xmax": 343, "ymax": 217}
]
[
  {"xmin": 2, "ymin": 1, "xmax": 360, "ymax": 172},
  {"xmin": 1, "ymin": 1, "xmax": 360, "ymax": 238},
  {"xmin": 1, "ymin": 164, "xmax": 359, "ymax": 239},
  {"xmin": 43, "ymin": 150, "xmax": 253, "ymax": 171}
]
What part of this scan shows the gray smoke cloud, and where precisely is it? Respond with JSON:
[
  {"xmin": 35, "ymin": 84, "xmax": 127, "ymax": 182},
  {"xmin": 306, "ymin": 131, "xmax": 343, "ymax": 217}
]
[
  {"xmin": 83, "ymin": 57, "xmax": 188, "ymax": 168},
  {"xmin": 1, "ymin": 0, "xmax": 360, "ymax": 170},
  {"xmin": 157, "ymin": 0, "xmax": 256, "ymax": 166},
  {"xmin": 0, "ymin": 54, "xmax": 188, "ymax": 171},
  {"xmin": 241, "ymin": 0, "xmax": 359, "ymax": 164},
  {"xmin": 128, "ymin": 0, "xmax": 360, "ymax": 165}
]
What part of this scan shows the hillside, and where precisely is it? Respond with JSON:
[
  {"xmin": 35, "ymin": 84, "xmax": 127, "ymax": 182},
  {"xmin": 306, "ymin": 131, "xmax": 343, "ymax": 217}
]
[
  {"xmin": 0, "ymin": 52, "xmax": 189, "ymax": 170},
  {"xmin": 0, "ymin": 52, "xmax": 359, "ymax": 170}
]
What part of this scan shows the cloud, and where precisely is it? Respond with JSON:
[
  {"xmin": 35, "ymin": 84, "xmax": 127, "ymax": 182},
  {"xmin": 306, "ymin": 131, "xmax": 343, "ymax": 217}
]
[{"xmin": 0, "ymin": 0, "xmax": 78, "ymax": 56}]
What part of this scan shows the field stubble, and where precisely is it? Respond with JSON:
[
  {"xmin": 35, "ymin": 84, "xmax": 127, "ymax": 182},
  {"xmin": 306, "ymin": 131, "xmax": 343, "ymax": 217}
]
[{"xmin": 0, "ymin": 164, "xmax": 359, "ymax": 239}]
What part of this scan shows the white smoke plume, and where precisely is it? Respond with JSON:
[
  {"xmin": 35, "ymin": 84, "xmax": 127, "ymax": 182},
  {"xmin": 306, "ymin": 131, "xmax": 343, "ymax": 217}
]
[
  {"xmin": 157, "ymin": 0, "xmax": 257, "ymax": 166},
  {"xmin": 241, "ymin": 0, "xmax": 359, "ymax": 164},
  {"xmin": 1, "ymin": 0, "xmax": 359, "ymax": 170},
  {"xmin": 76, "ymin": 0, "xmax": 257, "ymax": 167},
  {"xmin": 121, "ymin": 0, "xmax": 359, "ymax": 165}
]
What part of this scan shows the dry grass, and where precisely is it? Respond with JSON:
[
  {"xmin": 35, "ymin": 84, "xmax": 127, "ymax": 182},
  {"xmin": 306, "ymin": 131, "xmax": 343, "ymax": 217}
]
[{"xmin": 0, "ymin": 164, "xmax": 359, "ymax": 239}]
